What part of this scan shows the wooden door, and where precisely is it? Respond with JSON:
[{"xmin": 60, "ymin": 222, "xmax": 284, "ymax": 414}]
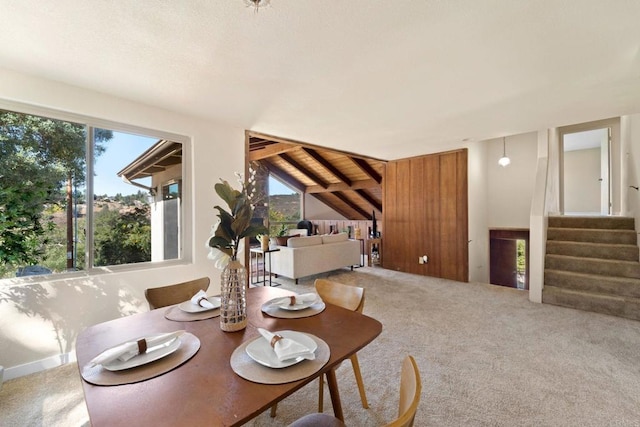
[
  {"xmin": 490, "ymin": 238, "xmax": 517, "ymax": 287},
  {"xmin": 489, "ymin": 229, "xmax": 529, "ymax": 289}
]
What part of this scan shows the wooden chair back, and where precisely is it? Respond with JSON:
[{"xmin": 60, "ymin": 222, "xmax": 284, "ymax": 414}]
[
  {"xmin": 286, "ymin": 355, "xmax": 422, "ymax": 427},
  {"xmin": 144, "ymin": 277, "xmax": 210, "ymax": 310},
  {"xmin": 314, "ymin": 278, "xmax": 365, "ymax": 313},
  {"xmin": 383, "ymin": 355, "xmax": 422, "ymax": 427}
]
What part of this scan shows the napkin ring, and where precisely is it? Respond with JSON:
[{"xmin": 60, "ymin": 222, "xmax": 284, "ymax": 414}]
[
  {"xmin": 289, "ymin": 296, "xmax": 296, "ymax": 306},
  {"xmin": 197, "ymin": 296, "xmax": 207, "ymax": 307},
  {"xmin": 137, "ymin": 338, "xmax": 148, "ymax": 355},
  {"xmin": 270, "ymin": 334, "xmax": 283, "ymax": 348}
]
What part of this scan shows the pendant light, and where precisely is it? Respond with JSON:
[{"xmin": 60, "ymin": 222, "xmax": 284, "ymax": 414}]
[{"xmin": 498, "ymin": 137, "xmax": 511, "ymax": 167}]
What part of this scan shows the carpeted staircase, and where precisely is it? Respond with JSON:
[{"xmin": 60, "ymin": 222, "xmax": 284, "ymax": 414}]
[{"xmin": 543, "ymin": 216, "xmax": 640, "ymax": 321}]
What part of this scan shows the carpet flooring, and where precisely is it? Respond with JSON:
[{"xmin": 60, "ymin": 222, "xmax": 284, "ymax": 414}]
[{"xmin": 2, "ymin": 267, "xmax": 640, "ymax": 426}]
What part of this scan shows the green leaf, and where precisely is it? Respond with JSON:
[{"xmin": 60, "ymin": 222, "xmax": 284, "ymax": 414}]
[{"xmin": 241, "ymin": 223, "xmax": 268, "ymax": 239}]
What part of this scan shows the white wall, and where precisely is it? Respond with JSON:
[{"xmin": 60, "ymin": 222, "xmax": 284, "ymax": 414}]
[
  {"xmin": 624, "ymin": 114, "xmax": 640, "ymax": 243},
  {"xmin": 465, "ymin": 132, "xmax": 538, "ymax": 284},
  {"xmin": 563, "ymin": 148, "xmax": 601, "ymax": 213},
  {"xmin": 487, "ymin": 133, "xmax": 539, "ymax": 228},
  {"xmin": 0, "ymin": 68, "xmax": 243, "ymax": 378},
  {"xmin": 466, "ymin": 142, "xmax": 489, "ymax": 283},
  {"xmin": 304, "ymin": 194, "xmax": 347, "ymax": 220}
]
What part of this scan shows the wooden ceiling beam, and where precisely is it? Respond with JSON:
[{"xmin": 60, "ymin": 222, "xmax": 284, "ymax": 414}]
[
  {"xmin": 261, "ymin": 161, "xmax": 307, "ymax": 194},
  {"xmin": 279, "ymin": 152, "xmax": 329, "ymax": 189},
  {"xmin": 305, "ymin": 179, "xmax": 379, "ymax": 194},
  {"xmin": 350, "ymin": 157, "xmax": 382, "ymax": 184},
  {"xmin": 301, "ymin": 147, "xmax": 352, "ymax": 186},
  {"xmin": 355, "ymin": 189, "xmax": 382, "ymax": 212},
  {"xmin": 248, "ymin": 142, "xmax": 299, "ymax": 161}
]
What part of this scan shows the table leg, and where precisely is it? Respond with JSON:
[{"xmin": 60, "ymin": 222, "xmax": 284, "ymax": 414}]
[
  {"xmin": 266, "ymin": 251, "xmax": 271, "ymax": 287},
  {"xmin": 325, "ymin": 368, "xmax": 344, "ymax": 421}
]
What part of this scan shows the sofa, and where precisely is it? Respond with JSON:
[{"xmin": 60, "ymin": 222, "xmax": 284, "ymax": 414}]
[{"xmin": 270, "ymin": 233, "xmax": 361, "ymax": 283}]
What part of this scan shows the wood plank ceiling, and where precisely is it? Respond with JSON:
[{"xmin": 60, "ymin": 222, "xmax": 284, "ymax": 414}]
[{"xmin": 246, "ymin": 131, "xmax": 385, "ymax": 221}]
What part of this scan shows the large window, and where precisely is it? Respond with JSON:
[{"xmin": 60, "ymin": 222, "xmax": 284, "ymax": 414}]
[
  {"xmin": 267, "ymin": 175, "xmax": 301, "ymax": 235},
  {"xmin": 0, "ymin": 108, "xmax": 185, "ymax": 280}
]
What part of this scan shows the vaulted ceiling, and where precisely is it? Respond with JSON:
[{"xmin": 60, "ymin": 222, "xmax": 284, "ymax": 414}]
[
  {"xmin": 248, "ymin": 132, "xmax": 383, "ymax": 220},
  {"xmin": 2, "ymin": 1, "xmax": 640, "ymax": 161}
]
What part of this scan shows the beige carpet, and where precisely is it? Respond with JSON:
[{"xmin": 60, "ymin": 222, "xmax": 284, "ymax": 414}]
[{"xmin": 2, "ymin": 267, "xmax": 640, "ymax": 426}]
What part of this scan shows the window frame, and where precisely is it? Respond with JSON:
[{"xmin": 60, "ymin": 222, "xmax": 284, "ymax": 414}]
[{"xmin": 0, "ymin": 99, "xmax": 192, "ymax": 282}]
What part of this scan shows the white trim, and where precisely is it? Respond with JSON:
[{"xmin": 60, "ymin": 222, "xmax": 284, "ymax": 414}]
[
  {"xmin": 3, "ymin": 351, "xmax": 77, "ymax": 381},
  {"xmin": 0, "ymin": 98, "xmax": 189, "ymax": 144},
  {"xmin": 0, "ymin": 98, "xmax": 194, "ymax": 286}
]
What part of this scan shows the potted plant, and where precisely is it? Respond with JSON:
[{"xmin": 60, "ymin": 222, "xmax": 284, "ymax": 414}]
[
  {"xmin": 274, "ymin": 224, "xmax": 290, "ymax": 246},
  {"xmin": 208, "ymin": 174, "xmax": 266, "ymax": 332}
]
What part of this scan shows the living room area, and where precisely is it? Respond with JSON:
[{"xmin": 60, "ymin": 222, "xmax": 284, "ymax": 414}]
[{"xmin": 1, "ymin": 2, "xmax": 640, "ymax": 426}]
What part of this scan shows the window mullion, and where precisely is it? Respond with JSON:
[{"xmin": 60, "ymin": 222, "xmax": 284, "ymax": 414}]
[{"xmin": 86, "ymin": 126, "xmax": 95, "ymax": 269}]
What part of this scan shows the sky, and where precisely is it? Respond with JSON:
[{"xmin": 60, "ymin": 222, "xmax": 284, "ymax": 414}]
[
  {"xmin": 93, "ymin": 131, "xmax": 156, "ymax": 196},
  {"xmin": 93, "ymin": 130, "xmax": 296, "ymax": 197},
  {"xmin": 269, "ymin": 176, "xmax": 296, "ymax": 195}
]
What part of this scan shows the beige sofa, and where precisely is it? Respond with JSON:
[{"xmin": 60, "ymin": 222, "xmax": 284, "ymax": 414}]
[{"xmin": 270, "ymin": 233, "xmax": 361, "ymax": 283}]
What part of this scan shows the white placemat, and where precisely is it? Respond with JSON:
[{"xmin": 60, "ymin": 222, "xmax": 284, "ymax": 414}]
[
  {"xmin": 261, "ymin": 299, "xmax": 326, "ymax": 319},
  {"xmin": 230, "ymin": 333, "xmax": 329, "ymax": 384}
]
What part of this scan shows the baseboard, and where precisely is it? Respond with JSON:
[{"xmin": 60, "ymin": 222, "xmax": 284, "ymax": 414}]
[{"xmin": 3, "ymin": 351, "xmax": 76, "ymax": 381}]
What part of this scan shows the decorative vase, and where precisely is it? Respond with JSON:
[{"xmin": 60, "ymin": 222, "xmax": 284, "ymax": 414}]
[
  {"xmin": 260, "ymin": 235, "xmax": 270, "ymax": 251},
  {"xmin": 220, "ymin": 259, "xmax": 247, "ymax": 332}
]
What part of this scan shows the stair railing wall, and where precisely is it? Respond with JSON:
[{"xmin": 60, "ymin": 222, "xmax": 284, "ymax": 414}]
[
  {"xmin": 622, "ymin": 114, "xmax": 640, "ymax": 246},
  {"xmin": 528, "ymin": 129, "xmax": 554, "ymax": 303}
]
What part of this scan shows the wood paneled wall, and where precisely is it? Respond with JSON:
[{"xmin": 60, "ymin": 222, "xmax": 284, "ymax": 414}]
[{"xmin": 383, "ymin": 149, "xmax": 468, "ymax": 282}]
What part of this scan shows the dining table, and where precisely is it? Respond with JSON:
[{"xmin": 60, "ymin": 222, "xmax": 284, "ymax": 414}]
[{"xmin": 75, "ymin": 286, "xmax": 383, "ymax": 426}]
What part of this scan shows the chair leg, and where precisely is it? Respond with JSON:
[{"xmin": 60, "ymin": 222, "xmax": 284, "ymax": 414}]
[
  {"xmin": 270, "ymin": 404, "xmax": 278, "ymax": 418},
  {"xmin": 349, "ymin": 354, "xmax": 369, "ymax": 409},
  {"xmin": 318, "ymin": 373, "xmax": 325, "ymax": 412}
]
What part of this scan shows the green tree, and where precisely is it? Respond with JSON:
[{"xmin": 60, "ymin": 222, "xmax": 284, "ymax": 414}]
[
  {"xmin": 94, "ymin": 206, "xmax": 151, "ymax": 266},
  {"xmin": 0, "ymin": 111, "xmax": 111, "ymax": 272}
]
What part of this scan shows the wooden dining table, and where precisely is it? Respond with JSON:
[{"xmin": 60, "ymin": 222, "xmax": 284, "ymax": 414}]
[{"xmin": 75, "ymin": 286, "xmax": 383, "ymax": 426}]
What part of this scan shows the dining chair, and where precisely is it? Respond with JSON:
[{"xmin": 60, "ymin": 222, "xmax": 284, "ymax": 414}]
[
  {"xmin": 144, "ymin": 277, "xmax": 210, "ymax": 310},
  {"xmin": 271, "ymin": 278, "xmax": 368, "ymax": 417},
  {"xmin": 287, "ymin": 355, "xmax": 422, "ymax": 427}
]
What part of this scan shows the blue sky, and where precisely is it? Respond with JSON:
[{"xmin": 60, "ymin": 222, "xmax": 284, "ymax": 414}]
[
  {"xmin": 93, "ymin": 130, "xmax": 297, "ymax": 197},
  {"xmin": 269, "ymin": 176, "xmax": 296, "ymax": 195},
  {"xmin": 93, "ymin": 131, "xmax": 155, "ymax": 196}
]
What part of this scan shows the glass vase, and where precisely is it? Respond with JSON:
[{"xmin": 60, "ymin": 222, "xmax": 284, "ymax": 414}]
[{"xmin": 220, "ymin": 259, "xmax": 247, "ymax": 332}]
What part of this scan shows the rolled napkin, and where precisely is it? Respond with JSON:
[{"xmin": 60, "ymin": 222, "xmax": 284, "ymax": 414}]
[
  {"xmin": 88, "ymin": 330, "xmax": 185, "ymax": 368},
  {"xmin": 190, "ymin": 290, "xmax": 214, "ymax": 309},
  {"xmin": 272, "ymin": 293, "xmax": 318, "ymax": 307},
  {"xmin": 257, "ymin": 328, "xmax": 316, "ymax": 362}
]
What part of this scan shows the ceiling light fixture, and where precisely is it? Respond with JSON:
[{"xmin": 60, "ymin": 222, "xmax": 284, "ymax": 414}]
[
  {"xmin": 244, "ymin": 0, "xmax": 270, "ymax": 12},
  {"xmin": 498, "ymin": 137, "xmax": 511, "ymax": 167}
]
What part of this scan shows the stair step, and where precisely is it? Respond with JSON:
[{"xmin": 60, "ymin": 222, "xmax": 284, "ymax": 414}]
[
  {"xmin": 542, "ymin": 286, "xmax": 640, "ymax": 321},
  {"xmin": 544, "ymin": 269, "xmax": 640, "ymax": 298},
  {"xmin": 548, "ymin": 216, "xmax": 635, "ymax": 230},
  {"xmin": 547, "ymin": 227, "xmax": 637, "ymax": 245},
  {"xmin": 545, "ymin": 254, "xmax": 640, "ymax": 279},
  {"xmin": 545, "ymin": 240, "xmax": 639, "ymax": 261}
]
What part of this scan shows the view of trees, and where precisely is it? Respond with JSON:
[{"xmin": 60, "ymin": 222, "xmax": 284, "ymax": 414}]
[
  {"xmin": 0, "ymin": 110, "xmax": 153, "ymax": 279},
  {"xmin": 268, "ymin": 194, "xmax": 301, "ymax": 236},
  {"xmin": 94, "ymin": 205, "xmax": 151, "ymax": 266}
]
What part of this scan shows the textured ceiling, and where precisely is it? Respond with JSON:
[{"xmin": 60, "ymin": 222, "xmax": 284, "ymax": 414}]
[{"xmin": 1, "ymin": 1, "xmax": 640, "ymax": 160}]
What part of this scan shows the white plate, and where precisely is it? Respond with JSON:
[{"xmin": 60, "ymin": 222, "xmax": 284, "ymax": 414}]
[
  {"xmin": 178, "ymin": 296, "xmax": 221, "ymax": 313},
  {"xmin": 102, "ymin": 336, "xmax": 182, "ymax": 371},
  {"xmin": 245, "ymin": 330, "xmax": 317, "ymax": 369},
  {"xmin": 268, "ymin": 296, "xmax": 319, "ymax": 311}
]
